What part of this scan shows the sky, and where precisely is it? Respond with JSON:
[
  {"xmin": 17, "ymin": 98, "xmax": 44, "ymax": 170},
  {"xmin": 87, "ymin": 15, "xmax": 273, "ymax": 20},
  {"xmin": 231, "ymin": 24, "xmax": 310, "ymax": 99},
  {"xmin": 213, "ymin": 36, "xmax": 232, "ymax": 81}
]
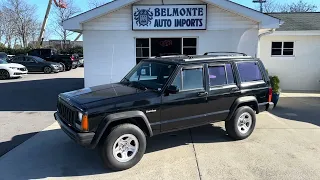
[{"xmin": 28, "ymin": 0, "xmax": 320, "ymax": 40}]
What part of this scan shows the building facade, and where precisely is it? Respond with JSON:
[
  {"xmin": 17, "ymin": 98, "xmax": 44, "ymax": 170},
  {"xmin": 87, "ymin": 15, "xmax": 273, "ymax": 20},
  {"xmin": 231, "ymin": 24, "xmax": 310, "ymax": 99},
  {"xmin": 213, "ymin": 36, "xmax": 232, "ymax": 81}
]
[
  {"xmin": 64, "ymin": 0, "xmax": 279, "ymax": 87},
  {"xmin": 260, "ymin": 13, "xmax": 320, "ymax": 91}
]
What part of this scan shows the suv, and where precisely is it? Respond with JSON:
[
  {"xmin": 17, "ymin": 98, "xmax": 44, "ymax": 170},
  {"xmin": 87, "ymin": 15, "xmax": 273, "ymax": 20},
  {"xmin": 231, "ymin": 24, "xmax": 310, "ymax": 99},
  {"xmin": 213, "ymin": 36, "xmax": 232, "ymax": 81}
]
[
  {"xmin": 28, "ymin": 48, "xmax": 79, "ymax": 71},
  {"xmin": 54, "ymin": 52, "xmax": 274, "ymax": 171}
]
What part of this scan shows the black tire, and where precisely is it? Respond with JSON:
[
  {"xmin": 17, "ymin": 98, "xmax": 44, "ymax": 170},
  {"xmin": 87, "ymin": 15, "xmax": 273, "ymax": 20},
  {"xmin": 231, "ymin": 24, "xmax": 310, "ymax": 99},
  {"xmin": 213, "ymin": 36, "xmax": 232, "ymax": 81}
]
[
  {"xmin": 225, "ymin": 106, "xmax": 256, "ymax": 140},
  {"xmin": 100, "ymin": 123, "xmax": 146, "ymax": 171},
  {"xmin": 0, "ymin": 69, "xmax": 10, "ymax": 80},
  {"xmin": 65, "ymin": 64, "xmax": 72, "ymax": 71},
  {"xmin": 43, "ymin": 66, "xmax": 52, "ymax": 74}
]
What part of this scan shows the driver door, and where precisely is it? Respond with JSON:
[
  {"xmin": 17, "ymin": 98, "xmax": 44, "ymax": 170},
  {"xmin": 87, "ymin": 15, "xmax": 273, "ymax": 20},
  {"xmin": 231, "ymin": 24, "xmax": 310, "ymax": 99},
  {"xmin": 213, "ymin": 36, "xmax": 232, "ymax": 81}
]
[{"xmin": 160, "ymin": 64, "xmax": 209, "ymax": 132}]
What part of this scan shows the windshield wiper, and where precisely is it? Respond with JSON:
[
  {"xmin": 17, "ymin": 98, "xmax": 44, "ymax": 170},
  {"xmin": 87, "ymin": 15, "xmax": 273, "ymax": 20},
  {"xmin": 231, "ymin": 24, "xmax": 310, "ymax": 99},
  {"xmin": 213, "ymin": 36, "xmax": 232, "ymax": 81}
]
[{"xmin": 131, "ymin": 81, "xmax": 147, "ymax": 91}]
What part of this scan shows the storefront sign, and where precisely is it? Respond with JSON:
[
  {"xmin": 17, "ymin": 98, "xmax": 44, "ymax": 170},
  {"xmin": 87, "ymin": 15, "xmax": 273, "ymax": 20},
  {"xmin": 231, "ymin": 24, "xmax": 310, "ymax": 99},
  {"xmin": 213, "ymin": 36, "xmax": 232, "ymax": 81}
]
[{"xmin": 132, "ymin": 5, "xmax": 207, "ymax": 30}]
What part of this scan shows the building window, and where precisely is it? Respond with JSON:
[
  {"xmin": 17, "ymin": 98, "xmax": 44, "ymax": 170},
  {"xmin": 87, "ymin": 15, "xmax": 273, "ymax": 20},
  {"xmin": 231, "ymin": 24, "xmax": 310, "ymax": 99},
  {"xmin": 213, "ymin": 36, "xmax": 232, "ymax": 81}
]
[
  {"xmin": 271, "ymin": 42, "xmax": 294, "ymax": 56},
  {"xmin": 237, "ymin": 62, "xmax": 263, "ymax": 82},
  {"xmin": 182, "ymin": 38, "xmax": 197, "ymax": 55},
  {"xmin": 136, "ymin": 38, "xmax": 150, "ymax": 64}
]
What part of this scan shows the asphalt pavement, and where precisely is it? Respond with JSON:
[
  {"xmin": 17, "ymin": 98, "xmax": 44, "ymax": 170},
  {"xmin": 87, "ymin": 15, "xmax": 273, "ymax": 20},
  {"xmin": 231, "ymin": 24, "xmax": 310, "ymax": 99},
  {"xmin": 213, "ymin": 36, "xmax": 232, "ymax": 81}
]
[{"xmin": 0, "ymin": 68, "xmax": 84, "ymax": 156}]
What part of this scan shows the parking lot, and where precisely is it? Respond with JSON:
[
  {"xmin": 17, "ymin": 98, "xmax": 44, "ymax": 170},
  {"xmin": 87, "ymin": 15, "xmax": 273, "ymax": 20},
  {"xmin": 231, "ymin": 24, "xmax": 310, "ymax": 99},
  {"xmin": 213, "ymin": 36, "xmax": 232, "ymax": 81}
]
[{"xmin": 0, "ymin": 68, "xmax": 320, "ymax": 180}]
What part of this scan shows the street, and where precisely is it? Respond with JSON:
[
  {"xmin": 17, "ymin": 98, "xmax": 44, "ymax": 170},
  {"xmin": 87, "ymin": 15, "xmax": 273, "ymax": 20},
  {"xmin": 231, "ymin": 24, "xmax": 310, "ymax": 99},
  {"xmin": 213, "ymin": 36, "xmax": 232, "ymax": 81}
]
[{"xmin": 0, "ymin": 68, "xmax": 84, "ymax": 156}]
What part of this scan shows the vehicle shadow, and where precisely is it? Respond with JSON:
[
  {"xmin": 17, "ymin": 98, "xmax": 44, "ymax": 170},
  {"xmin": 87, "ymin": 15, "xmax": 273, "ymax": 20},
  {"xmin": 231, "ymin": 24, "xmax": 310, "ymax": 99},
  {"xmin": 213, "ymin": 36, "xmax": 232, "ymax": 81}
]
[
  {"xmin": 0, "ymin": 78, "xmax": 84, "ymax": 111},
  {"xmin": 0, "ymin": 124, "xmax": 230, "ymax": 179},
  {"xmin": 270, "ymin": 96, "xmax": 320, "ymax": 126}
]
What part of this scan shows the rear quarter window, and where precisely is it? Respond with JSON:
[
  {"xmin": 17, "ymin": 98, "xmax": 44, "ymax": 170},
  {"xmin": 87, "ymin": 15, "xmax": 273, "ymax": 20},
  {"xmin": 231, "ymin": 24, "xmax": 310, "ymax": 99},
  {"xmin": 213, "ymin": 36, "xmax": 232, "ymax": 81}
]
[{"xmin": 237, "ymin": 61, "xmax": 263, "ymax": 82}]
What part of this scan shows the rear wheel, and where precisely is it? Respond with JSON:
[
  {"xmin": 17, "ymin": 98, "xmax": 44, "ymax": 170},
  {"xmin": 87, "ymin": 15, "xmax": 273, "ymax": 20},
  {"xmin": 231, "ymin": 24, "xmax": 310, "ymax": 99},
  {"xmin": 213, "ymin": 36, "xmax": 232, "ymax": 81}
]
[
  {"xmin": 43, "ymin": 66, "xmax": 52, "ymax": 74},
  {"xmin": 225, "ymin": 106, "xmax": 256, "ymax": 140},
  {"xmin": 65, "ymin": 63, "xmax": 72, "ymax": 71},
  {"xmin": 100, "ymin": 123, "xmax": 146, "ymax": 171},
  {"xmin": 0, "ymin": 69, "xmax": 10, "ymax": 80}
]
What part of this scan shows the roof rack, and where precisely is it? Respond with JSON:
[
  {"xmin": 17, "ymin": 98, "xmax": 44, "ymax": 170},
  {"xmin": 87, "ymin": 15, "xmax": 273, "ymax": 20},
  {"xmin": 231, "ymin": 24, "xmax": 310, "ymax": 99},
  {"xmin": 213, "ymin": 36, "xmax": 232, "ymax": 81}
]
[{"xmin": 203, "ymin": 52, "xmax": 248, "ymax": 56}]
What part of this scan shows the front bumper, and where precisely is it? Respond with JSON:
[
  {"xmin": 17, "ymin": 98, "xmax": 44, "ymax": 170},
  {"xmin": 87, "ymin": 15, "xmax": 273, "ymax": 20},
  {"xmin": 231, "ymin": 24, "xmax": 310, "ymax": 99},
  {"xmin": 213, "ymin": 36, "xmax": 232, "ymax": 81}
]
[
  {"xmin": 54, "ymin": 112, "xmax": 95, "ymax": 147},
  {"xmin": 9, "ymin": 69, "xmax": 28, "ymax": 77}
]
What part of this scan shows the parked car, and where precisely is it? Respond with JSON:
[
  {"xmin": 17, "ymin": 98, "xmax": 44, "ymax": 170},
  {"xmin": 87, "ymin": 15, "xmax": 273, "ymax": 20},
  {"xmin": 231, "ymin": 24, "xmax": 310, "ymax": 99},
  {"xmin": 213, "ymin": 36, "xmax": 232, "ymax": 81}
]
[
  {"xmin": 54, "ymin": 52, "xmax": 274, "ymax": 171},
  {"xmin": 10, "ymin": 55, "xmax": 63, "ymax": 73},
  {"xmin": 78, "ymin": 57, "xmax": 84, "ymax": 67},
  {"xmin": 0, "ymin": 52, "xmax": 9, "ymax": 61},
  {"xmin": 28, "ymin": 48, "xmax": 79, "ymax": 71},
  {"xmin": 0, "ymin": 59, "xmax": 28, "ymax": 79}
]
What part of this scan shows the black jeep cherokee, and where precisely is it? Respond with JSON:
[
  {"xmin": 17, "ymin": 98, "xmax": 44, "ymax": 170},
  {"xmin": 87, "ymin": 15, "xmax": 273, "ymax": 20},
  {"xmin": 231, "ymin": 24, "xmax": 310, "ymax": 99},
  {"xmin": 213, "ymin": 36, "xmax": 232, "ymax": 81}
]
[{"xmin": 54, "ymin": 52, "xmax": 274, "ymax": 171}]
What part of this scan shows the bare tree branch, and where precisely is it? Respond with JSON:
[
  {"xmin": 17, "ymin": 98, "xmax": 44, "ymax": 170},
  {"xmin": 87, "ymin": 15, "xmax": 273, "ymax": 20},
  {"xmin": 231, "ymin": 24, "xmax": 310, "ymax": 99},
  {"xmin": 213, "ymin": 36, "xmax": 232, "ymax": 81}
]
[
  {"xmin": 1, "ymin": 0, "xmax": 40, "ymax": 48},
  {"xmin": 88, "ymin": 0, "xmax": 107, "ymax": 9},
  {"xmin": 52, "ymin": 0, "xmax": 81, "ymax": 49},
  {"xmin": 280, "ymin": 0, "xmax": 318, "ymax": 12}
]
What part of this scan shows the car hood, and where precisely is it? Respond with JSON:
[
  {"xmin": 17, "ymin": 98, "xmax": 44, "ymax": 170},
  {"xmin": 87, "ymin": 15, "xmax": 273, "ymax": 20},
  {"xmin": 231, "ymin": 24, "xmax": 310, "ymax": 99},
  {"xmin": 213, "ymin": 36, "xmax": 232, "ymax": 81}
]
[
  {"xmin": 60, "ymin": 83, "xmax": 155, "ymax": 106},
  {"xmin": 0, "ymin": 63, "xmax": 25, "ymax": 68}
]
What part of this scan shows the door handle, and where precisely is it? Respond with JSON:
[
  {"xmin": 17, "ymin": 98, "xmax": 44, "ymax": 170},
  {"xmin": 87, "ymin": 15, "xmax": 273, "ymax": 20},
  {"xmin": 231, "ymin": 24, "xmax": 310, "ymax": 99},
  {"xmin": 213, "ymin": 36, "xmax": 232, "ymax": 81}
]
[{"xmin": 198, "ymin": 91, "xmax": 208, "ymax": 97}]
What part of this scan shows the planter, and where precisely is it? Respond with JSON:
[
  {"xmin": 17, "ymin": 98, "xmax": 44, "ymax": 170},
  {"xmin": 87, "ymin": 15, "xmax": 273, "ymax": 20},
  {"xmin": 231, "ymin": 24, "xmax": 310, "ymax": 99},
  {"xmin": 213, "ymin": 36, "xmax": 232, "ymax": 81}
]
[{"xmin": 272, "ymin": 92, "xmax": 280, "ymax": 107}]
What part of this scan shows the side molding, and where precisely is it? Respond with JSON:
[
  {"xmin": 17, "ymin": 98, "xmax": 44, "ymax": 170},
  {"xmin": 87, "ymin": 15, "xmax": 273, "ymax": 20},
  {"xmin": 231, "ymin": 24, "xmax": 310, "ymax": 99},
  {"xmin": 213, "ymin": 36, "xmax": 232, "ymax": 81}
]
[
  {"xmin": 90, "ymin": 111, "xmax": 153, "ymax": 149},
  {"xmin": 226, "ymin": 96, "xmax": 258, "ymax": 121}
]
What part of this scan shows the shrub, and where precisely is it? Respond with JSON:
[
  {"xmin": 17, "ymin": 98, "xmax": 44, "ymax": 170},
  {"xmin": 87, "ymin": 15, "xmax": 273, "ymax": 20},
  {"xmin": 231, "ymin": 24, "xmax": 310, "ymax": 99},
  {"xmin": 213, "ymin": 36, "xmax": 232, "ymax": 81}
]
[{"xmin": 269, "ymin": 76, "xmax": 281, "ymax": 94}]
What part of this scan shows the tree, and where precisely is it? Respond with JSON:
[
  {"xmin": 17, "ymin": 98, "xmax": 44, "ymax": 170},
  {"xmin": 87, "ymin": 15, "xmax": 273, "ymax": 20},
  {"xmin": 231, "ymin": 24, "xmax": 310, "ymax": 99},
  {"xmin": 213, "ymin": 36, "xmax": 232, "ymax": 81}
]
[
  {"xmin": 256, "ymin": 0, "xmax": 318, "ymax": 13},
  {"xmin": 2, "ymin": 0, "xmax": 40, "ymax": 48},
  {"xmin": 52, "ymin": 0, "xmax": 81, "ymax": 49},
  {"xmin": 280, "ymin": 0, "xmax": 318, "ymax": 12},
  {"xmin": 88, "ymin": 0, "xmax": 107, "ymax": 9},
  {"xmin": 260, "ymin": 0, "xmax": 280, "ymax": 13}
]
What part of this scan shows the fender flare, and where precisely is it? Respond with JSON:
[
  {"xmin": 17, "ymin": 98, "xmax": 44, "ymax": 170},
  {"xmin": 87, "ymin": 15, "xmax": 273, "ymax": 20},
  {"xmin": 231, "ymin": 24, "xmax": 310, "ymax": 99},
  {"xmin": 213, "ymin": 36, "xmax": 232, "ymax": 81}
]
[
  {"xmin": 226, "ymin": 96, "xmax": 258, "ymax": 121},
  {"xmin": 90, "ymin": 111, "xmax": 152, "ymax": 149}
]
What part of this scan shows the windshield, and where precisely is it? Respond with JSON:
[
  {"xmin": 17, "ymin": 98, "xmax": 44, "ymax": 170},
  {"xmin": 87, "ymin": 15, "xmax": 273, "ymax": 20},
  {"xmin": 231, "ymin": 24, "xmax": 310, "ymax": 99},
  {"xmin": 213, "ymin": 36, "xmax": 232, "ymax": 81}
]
[
  {"xmin": 122, "ymin": 61, "xmax": 176, "ymax": 91},
  {"xmin": 0, "ymin": 59, "xmax": 8, "ymax": 64}
]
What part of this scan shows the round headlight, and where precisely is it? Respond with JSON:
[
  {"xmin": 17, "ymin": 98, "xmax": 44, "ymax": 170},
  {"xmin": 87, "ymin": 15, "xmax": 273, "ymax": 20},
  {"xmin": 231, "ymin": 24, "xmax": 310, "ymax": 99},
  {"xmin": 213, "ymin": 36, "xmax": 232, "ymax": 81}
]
[{"xmin": 78, "ymin": 112, "xmax": 83, "ymax": 121}]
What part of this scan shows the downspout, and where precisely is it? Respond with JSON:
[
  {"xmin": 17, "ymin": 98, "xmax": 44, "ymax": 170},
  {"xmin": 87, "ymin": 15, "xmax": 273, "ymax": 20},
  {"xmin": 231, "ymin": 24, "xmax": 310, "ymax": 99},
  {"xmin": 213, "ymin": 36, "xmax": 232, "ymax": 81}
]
[{"xmin": 256, "ymin": 29, "xmax": 275, "ymax": 58}]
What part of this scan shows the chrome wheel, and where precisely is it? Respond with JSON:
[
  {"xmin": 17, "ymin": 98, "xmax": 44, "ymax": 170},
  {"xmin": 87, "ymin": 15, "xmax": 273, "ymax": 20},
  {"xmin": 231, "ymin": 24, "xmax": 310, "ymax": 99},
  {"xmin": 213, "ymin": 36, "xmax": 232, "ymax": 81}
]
[
  {"xmin": 112, "ymin": 134, "xmax": 139, "ymax": 163},
  {"xmin": 237, "ymin": 112, "xmax": 252, "ymax": 134}
]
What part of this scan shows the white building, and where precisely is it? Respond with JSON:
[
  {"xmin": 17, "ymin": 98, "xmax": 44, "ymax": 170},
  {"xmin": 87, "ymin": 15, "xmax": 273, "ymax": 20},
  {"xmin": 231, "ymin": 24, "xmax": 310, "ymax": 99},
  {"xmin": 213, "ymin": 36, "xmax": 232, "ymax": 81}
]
[
  {"xmin": 63, "ymin": 0, "xmax": 280, "ymax": 88},
  {"xmin": 259, "ymin": 13, "xmax": 320, "ymax": 91}
]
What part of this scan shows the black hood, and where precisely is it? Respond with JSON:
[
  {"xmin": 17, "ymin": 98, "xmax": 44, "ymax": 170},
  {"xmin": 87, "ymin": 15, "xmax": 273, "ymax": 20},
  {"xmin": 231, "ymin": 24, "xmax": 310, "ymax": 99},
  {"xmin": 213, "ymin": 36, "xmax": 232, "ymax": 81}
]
[{"xmin": 60, "ymin": 83, "xmax": 158, "ymax": 110}]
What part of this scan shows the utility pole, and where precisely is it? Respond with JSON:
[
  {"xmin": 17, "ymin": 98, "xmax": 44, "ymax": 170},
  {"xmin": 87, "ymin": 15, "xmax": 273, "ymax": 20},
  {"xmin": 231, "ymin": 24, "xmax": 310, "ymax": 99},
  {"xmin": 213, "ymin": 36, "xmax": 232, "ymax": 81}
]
[
  {"xmin": 38, "ymin": 0, "xmax": 53, "ymax": 48},
  {"xmin": 253, "ymin": 0, "xmax": 266, "ymax": 12}
]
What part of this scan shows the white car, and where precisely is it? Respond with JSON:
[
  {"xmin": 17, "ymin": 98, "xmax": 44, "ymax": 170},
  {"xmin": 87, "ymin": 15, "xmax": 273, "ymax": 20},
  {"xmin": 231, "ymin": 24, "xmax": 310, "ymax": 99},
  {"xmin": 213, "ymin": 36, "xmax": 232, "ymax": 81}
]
[{"xmin": 0, "ymin": 59, "xmax": 28, "ymax": 79}]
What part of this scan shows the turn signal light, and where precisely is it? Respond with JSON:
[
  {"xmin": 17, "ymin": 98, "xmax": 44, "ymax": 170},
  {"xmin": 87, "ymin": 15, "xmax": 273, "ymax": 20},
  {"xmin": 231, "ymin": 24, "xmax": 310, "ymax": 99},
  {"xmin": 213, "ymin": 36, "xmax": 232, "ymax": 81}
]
[
  {"xmin": 268, "ymin": 87, "xmax": 272, "ymax": 102},
  {"xmin": 81, "ymin": 114, "xmax": 89, "ymax": 131}
]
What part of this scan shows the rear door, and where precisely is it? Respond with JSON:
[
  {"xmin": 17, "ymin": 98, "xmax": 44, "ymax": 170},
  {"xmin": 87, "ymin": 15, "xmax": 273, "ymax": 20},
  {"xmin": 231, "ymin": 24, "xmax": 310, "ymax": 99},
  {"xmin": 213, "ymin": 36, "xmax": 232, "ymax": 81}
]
[
  {"xmin": 235, "ymin": 61, "xmax": 269, "ymax": 109},
  {"xmin": 205, "ymin": 63, "xmax": 240, "ymax": 122},
  {"xmin": 160, "ymin": 64, "xmax": 210, "ymax": 132}
]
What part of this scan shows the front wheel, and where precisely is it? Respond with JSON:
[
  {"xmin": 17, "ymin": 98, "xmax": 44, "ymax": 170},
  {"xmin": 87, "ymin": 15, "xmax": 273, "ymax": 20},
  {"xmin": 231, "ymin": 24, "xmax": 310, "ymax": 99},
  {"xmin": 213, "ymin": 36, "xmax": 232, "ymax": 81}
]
[
  {"xmin": 225, "ymin": 106, "xmax": 256, "ymax": 140},
  {"xmin": 100, "ymin": 123, "xmax": 146, "ymax": 171},
  {"xmin": 43, "ymin": 66, "xmax": 52, "ymax": 74},
  {"xmin": 0, "ymin": 69, "xmax": 10, "ymax": 80}
]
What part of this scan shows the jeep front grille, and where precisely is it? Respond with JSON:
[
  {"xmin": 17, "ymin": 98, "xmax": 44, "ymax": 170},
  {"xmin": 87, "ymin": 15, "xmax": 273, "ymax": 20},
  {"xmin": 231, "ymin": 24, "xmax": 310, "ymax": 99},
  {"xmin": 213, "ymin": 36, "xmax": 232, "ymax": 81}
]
[{"xmin": 57, "ymin": 101, "xmax": 77, "ymax": 125}]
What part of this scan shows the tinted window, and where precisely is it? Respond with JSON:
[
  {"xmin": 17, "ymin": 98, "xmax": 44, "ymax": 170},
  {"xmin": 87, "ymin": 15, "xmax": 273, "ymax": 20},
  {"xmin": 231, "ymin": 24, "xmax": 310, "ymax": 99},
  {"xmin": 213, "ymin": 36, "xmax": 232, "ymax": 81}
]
[
  {"xmin": 29, "ymin": 49, "xmax": 40, "ymax": 56},
  {"xmin": 208, "ymin": 66, "xmax": 227, "ymax": 86},
  {"xmin": 13, "ymin": 56, "xmax": 24, "ymax": 62},
  {"xmin": 237, "ymin": 62, "xmax": 263, "ymax": 82},
  {"xmin": 25, "ymin": 57, "xmax": 34, "ymax": 62},
  {"xmin": 172, "ymin": 67, "xmax": 204, "ymax": 91},
  {"xmin": 41, "ymin": 49, "xmax": 51, "ymax": 56},
  {"xmin": 226, "ymin": 64, "xmax": 235, "ymax": 84}
]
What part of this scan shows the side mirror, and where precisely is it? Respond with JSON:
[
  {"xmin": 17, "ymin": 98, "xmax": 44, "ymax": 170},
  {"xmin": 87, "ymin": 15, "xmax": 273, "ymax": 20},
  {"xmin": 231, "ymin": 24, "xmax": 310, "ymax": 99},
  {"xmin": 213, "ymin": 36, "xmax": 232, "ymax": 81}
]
[{"xmin": 166, "ymin": 85, "xmax": 179, "ymax": 94}]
